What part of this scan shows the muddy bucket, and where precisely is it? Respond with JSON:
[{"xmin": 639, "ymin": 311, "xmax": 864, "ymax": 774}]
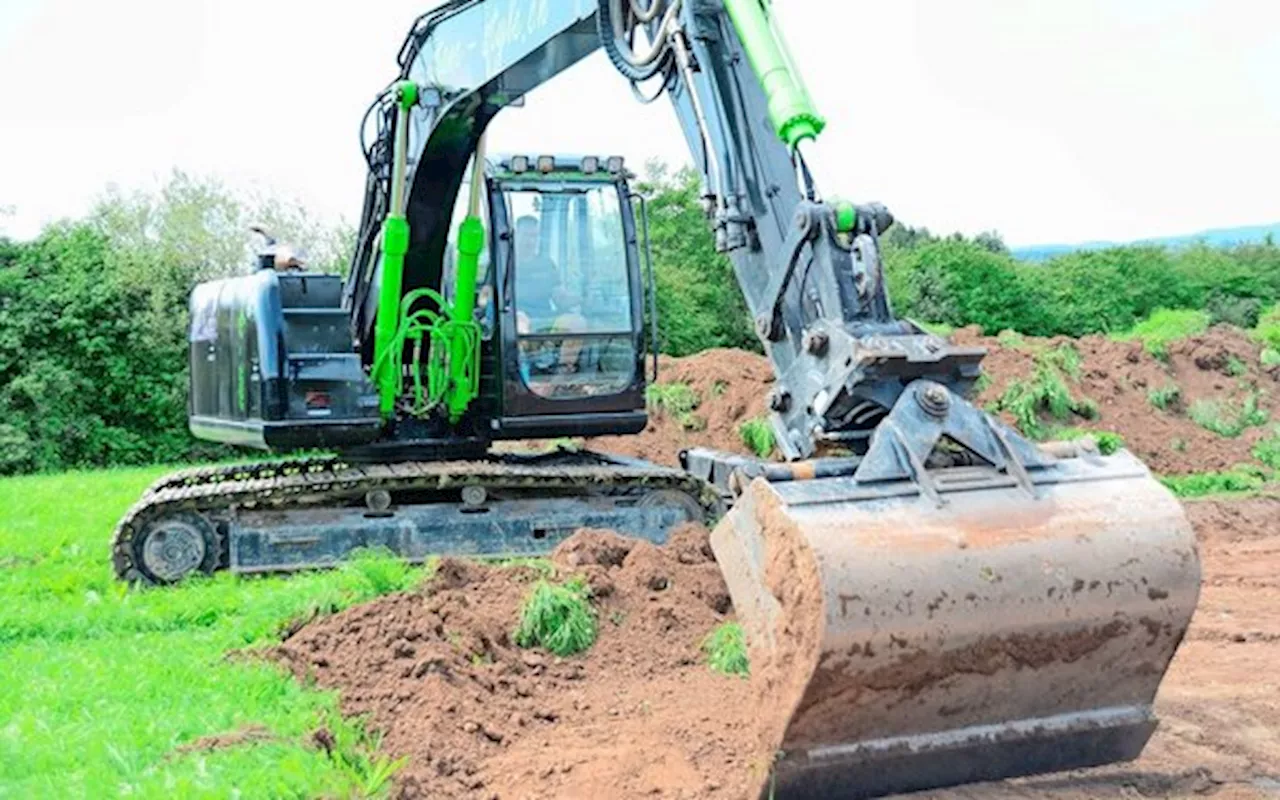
[{"xmin": 710, "ymin": 450, "xmax": 1200, "ymax": 799}]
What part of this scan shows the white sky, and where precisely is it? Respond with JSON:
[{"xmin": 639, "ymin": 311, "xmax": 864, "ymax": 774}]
[{"xmin": 1, "ymin": 0, "xmax": 1277, "ymax": 246}]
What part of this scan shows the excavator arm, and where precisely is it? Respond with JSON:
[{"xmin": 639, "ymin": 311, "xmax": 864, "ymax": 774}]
[{"xmin": 344, "ymin": 0, "xmax": 980, "ymax": 459}]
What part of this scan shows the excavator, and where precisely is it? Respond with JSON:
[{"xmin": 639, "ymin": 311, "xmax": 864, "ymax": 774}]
[{"xmin": 110, "ymin": 1, "xmax": 1201, "ymax": 796}]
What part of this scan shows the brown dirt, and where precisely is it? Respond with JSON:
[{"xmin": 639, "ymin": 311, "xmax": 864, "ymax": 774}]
[
  {"xmin": 275, "ymin": 329, "xmax": 1280, "ymax": 798},
  {"xmin": 586, "ymin": 348, "xmax": 774, "ymax": 466},
  {"xmin": 953, "ymin": 324, "xmax": 1279, "ymax": 475},
  {"xmin": 274, "ymin": 525, "xmax": 773, "ymax": 800},
  {"xmin": 171, "ymin": 724, "xmax": 279, "ymax": 756},
  {"xmin": 274, "ymin": 495, "xmax": 1280, "ymax": 799},
  {"xmin": 531, "ymin": 324, "xmax": 1277, "ymax": 476}
]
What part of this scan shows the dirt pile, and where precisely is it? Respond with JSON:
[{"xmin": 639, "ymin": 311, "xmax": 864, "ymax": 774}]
[
  {"xmin": 274, "ymin": 494, "xmax": 1280, "ymax": 800},
  {"xmin": 584, "ymin": 324, "xmax": 1277, "ymax": 476},
  {"xmin": 587, "ymin": 348, "xmax": 774, "ymax": 466},
  {"xmin": 274, "ymin": 525, "xmax": 775, "ymax": 799},
  {"xmin": 956, "ymin": 325, "xmax": 1278, "ymax": 474}
]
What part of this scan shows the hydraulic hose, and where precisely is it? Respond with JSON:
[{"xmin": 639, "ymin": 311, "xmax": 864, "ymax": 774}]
[{"xmin": 596, "ymin": 0, "xmax": 680, "ymax": 82}]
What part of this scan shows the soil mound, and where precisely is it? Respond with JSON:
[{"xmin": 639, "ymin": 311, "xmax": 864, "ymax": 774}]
[
  {"xmin": 953, "ymin": 324, "xmax": 1277, "ymax": 474},
  {"xmin": 274, "ymin": 525, "xmax": 770, "ymax": 799},
  {"xmin": 586, "ymin": 324, "xmax": 1276, "ymax": 476},
  {"xmin": 587, "ymin": 348, "xmax": 773, "ymax": 465}
]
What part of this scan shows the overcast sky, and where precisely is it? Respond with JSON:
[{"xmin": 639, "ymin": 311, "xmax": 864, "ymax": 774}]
[{"xmin": 1, "ymin": 0, "xmax": 1276, "ymax": 246}]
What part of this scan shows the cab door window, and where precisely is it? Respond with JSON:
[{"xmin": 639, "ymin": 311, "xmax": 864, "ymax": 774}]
[{"xmin": 508, "ymin": 185, "xmax": 635, "ymax": 399}]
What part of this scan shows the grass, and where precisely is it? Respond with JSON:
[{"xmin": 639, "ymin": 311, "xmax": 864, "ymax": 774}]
[
  {"xmin": 738, "ymin": 416, "xmax": 776, "ymax": 459},
  {"xmin": 702, "ymin": 622, "xmax": 749, "ymax": 677},
  {"xmin": 646, "ymin": 382, "xmax": 704, "ymax": 431},
  {"xmin": 1254, "ymin": 303, "xmax": 1280, "ymax": 350},
  {"xmin": 0, "ymin": 465, "xmax": 426, "ymax": 798},
  {"xmin": 990, "ymin": 343, "xmax": 1095, "ymax": 440},
  {"xmin": 1188, "ymin": 392, "xmax": 1269, "ymax": 438},
  {"xmin": 1147, "ymin": 383, "xmax": 1181, "ymax": 411},
  {"xmin": 995, "ymin": 329, "xmax": 1025, "ymax": 349},
  {"xmin": 1160, "ymin": 465, "xmax": 1271, "ymax": 498},
  {"xmin": 1049, "ymin": 427, "xmax": 1125, "ymax": 456},
  {"xmin": 917, "ymin": 321, "xmax": 954, "ymax": 338},
  {"xmin": 1116, "ymin": 308, "xmax": 1210, "ymax": 359},
  {"xmin": 1253, "ymin": 426, "xmax": 1280, "ymax": 469},
  {"xmin": 513, "ymin": 577, "xmax": 597, "ymax": 657}
]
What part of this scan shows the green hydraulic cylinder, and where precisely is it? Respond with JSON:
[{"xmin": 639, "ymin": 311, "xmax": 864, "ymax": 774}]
[
  {"xmin": 722, "ymin": 0, "xmax": 825, "ymax": 151},
  {"xmin": 444, "ymin": 133, "xmax": 488, "ymax": 423},
  {"xmin": 372, "ymin": 81, "xmax": 418, "ymax": 417}
]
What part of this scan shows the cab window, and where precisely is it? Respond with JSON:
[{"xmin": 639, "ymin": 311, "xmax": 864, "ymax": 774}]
[{"xmin": 507, "ymin": 183, "xmax": 635, "ymax": 399}]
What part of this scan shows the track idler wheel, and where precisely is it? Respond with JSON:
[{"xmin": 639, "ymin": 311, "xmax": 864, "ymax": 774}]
[{"xmin": 124, "ymin": 512, "xmax": 223, "ymax": 585}]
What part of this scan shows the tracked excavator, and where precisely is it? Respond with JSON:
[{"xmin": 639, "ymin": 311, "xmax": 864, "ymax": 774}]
[{"xmin": 111, "ymin": 1, "xmax": 1201, "ymax": 796}]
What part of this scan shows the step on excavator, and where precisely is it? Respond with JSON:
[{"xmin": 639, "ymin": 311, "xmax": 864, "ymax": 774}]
[{"xmin": 112, "ymin": 1, "xmax": 1201, "ymax": 796}]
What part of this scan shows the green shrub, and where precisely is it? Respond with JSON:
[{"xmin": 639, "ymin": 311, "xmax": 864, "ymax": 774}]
[
  {"xmin": 1189, "ymin": 393, "xmax": 1268, "ymax": 438},
  {"xmin": 738, "ymin": 417, "xmax": 776, "ymax": 459},
  {"xmin": 1256, "ymin": 304, "xmax": 1280, "ymax": 350},
  {"xmin": 335, "ymin": 548, "xmax": 420, "ymax": 600},
  {"xmin": 702, "ymin": 622, "xmax": 749, "ymax": 677},
  {"xmin": 1147, "ymin": 384, "xmax": 1181, "ymax": 411},
  {"xmin": 1051, "ymin": 427, "xmax": 1125, "ymax": 456},
  {"xmin": 636, "ymin": 165, "xmax": 757, "ymax": 356},
  {"xmin": 990, "ymin": 344, "xmax": 1095, "ymax": 439},
  {"xmin": 1116, "ymin": 308, "xmax": 1210, "ymax": 359},
  {"xmin": 513, "ymin": 577, "xmax": 597, "ymax": 657},
  {"xmin": 1264, "ymin": 348, "xmax": 1280, "ymax": 367},
  {"xmin": 1253, "ymin": 426, "xmax": 1280, "ymax": 470},
  {"xmin": 645, "ymin": 382, "xmax": 702, "ymax": 430},
  {"xmin": 1160, "ymin": 466, "xmax": 1268, "ymax": 498}
]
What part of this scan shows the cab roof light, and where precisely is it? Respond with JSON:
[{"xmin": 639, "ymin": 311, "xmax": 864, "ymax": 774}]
[
  {"xmin": 536, "ymin": 155, "xmax": 555, "ymax": 174},
  {"xmin": 580, "ymin": 156, "xmax": 599, "ymax": 174},
  {"xmin": 509, "ymin": 155, "xmax": 529, "ymax": 173},
  {"xmin": 606, "ymin": 155, "xmax": 624, "ymax": 174}
]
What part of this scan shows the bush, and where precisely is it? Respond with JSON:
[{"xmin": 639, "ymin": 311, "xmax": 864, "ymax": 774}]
[
  {"xmin": 886, "ymin": 226, "xmax": 1278, "ymax": 339},
  {"xmin": 1161, "ymin": 466, "xmax": 1269, "ymax": 498},
  {"xmin": 646, "ymin": 382, "xmax": 702, "ymax": 430},
  {"xmin": 1256, "ymin": 304, "xmax": 1280, "ymax": 350},
  {"xmin": 513, "ymin": 577, "xmax": 597, "ymax": 657},
  {"xmin": 1116, "ymin": 308, "xmax": 1211, "ymax": 359},
  {"xmin": 738, "ymin": 417, "xmax": 775, "ymax": 459},
  {"xmin": 1253, "ymin": 427, "xmax": 1280, "ymax": 470},
  {"xmin": 989, "ymin": 344, "xmax": 1095, "ymax": 439},
  {"xmin": 636, "ymin": 165, "xmax": 757, "ymax": 356},
  {"xmin": 1147, "ymin": 384, "xmax": 1182, "ymax": 411},
  {"xmin": 885, "ymin": 239, "xmax": 1043, "ymax": 333},
  {"xmin": 0, "ymin": 172, "xmax": 351, "ymax": 476},
  {"xmin": 702, "ymin": 622, "xmax": 749, "ymax": 677},
  {"xmin": 1188, "ymin": 393, "xmax": 1268, "ymax": 438},
  {"xmin": 1051, "ymin": 427, "xmax": 1125, "ymax": 455}
]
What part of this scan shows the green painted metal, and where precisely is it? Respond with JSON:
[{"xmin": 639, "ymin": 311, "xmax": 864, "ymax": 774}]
[
  {"xmin": 444, "ymin": 213, "xmax": 485, "ymax": 422},
  {"xmin": 722, "ymin": 0, "xmax": 824, "ymax": 150},
  {"xmin": 371, "ymin": 81, "xmax": 419, "ymax": 416},
  {"xmin": 834, "ymin": 200, "xmax": 857, "ymax": 233}
]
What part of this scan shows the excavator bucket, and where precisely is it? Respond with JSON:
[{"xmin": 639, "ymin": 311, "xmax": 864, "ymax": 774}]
[{"xmin": 711, "ymin": 426, "xmax": 1199, "ymax": 798}]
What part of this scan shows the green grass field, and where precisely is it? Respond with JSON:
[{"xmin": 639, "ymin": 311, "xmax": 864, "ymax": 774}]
[{"xmin": 0, "ymin": 466, "xmax": 426, "ymax": 799}]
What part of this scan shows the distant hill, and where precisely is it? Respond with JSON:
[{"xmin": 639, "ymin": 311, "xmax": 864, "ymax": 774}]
[{"xmin": 1012, "ymin": 222, "xmax": 1280, "ymax": 262}]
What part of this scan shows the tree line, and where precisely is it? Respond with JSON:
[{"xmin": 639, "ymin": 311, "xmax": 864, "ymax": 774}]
[{"xmin": 1, "ymin": 166, "xmax": 1276, "ymax": 475}]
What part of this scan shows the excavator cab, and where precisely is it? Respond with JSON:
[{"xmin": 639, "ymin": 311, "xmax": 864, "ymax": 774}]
[{"xmin": 480, "ymin": 154, "xmax": 655, "ymax": 441}]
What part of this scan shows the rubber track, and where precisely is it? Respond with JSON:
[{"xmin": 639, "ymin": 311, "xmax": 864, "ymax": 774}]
[{"xmin": 112, "ymin": 457, "xmax": 721, "ymax": 583}]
